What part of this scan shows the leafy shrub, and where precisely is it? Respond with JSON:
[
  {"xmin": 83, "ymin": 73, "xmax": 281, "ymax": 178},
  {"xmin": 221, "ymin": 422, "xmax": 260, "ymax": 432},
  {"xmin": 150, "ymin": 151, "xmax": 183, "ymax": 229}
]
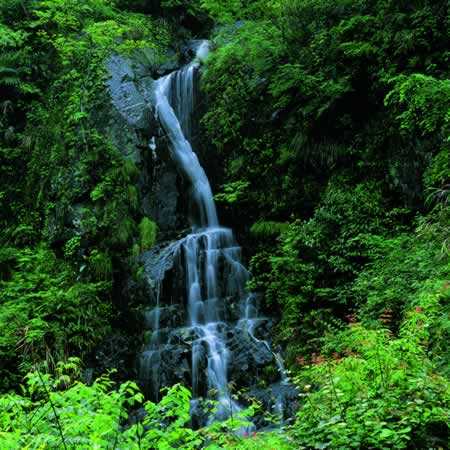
[
  {"xmin": 385, "ymin": 74, "xmax": 450, "ymax": 138},
  {"xmin": 202, "ymin": 0, "xmax": 448, "ymax": 220},
  {"xmin": 250, "ymin": 179, "xmax": 394, "ymax": 361},
  {"xmin": 0, "ymin": 362, "xmax": 144, "ymax": 449},
  {"xmin": 0, "ymin": 363, "xmax": 293, "ymax": 449},
  {"xmin": 293, "ymin": 310, "xmax": 449, "ymax": 449},
  {"xmin": 0, "ymin": 247, "xmax": 111, "ymax": 390},
  {"xmin": 352, "ymin": 231, "xmax": 449, "ymax": 329}
]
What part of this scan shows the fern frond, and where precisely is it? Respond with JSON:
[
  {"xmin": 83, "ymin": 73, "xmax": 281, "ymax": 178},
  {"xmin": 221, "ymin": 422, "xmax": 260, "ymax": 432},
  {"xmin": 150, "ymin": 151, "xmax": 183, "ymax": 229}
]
[
  {"xmin": 1, "ymin": 100, "xmax": 13, "ymax": 115},
  {"xmin": 0, "ymin": 51, "xmax": 17, "ymax": 66},
  {"xmin": 0, "ymin": 66, "xmax": 19, "ymax": 76},
  {"xmin": 0, "ymin": 61, "xmax": 23, "ymax": 91},
  {"xmin": 250, "ymin": 220, "xmax": 289, "ymax": 238},
  {"xmin": 0, "ymin": 76, "xmax": 21, "ymax": 87},
  {"xmin": 292, "ymin": 132, "xmax": 346, "ymax": 169},
  {"xmin": 122, "ymin": 159, "xmax": 140, "ymax": 181}
]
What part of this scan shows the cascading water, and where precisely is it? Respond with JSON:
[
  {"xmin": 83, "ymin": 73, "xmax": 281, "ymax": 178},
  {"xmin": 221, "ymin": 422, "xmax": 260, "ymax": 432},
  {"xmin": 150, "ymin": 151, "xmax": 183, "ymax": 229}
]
[
  {"xmin": 153, "ymin": 41, "xmax": 218, "ymax": 228},
  {"xmin": 139, "ymin": 40, "xmax": 292, "ymax": 424}
]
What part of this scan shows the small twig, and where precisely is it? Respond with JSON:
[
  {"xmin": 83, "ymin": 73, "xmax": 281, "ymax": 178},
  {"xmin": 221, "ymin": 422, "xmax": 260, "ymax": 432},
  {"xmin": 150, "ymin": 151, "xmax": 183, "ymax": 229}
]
[
  {"xmin": 375, "ymin": 345, "xmax": 387, "ymax": 391},
  {"xmin": 20, "ymin": 0, "xmax": 30, "ymax": 18},
  {"xmin": 36, "ymin": 370, "xmax": 68, "ymax": 450},
  {"xmin": 326, "ymin": 361, "xmax": 344, "ymax": 417},
  {"xmin": 110, "ymin": 426, "xmax": 120, "ymax": 450},
  {"xmin": 27, "ymin": 405, "xmax": 53, "ymax": 434}
]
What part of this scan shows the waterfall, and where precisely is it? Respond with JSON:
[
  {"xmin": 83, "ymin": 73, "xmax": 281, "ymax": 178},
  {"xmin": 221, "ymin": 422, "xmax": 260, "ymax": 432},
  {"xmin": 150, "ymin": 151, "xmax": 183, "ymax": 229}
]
[
  {"xmin": 153, "ymin": 41, "xmax": 218, "ymax": 228},
  {"xmin": 139, "ymin": 40, "xmax": 289, "ymax": 424}
]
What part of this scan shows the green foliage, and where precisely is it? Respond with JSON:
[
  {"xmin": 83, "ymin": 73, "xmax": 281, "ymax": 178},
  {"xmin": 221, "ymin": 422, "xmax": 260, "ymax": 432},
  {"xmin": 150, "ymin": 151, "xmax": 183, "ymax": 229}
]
[
  {"xmin": 353, "ymin": 231, "xmax": 449, "ymax": 327},
  {"xmin": 128, "ymin": 384, "xmax": 202, "ymax": 449},
  {"xmin": 206, "ymin": 420, "xmax": 293, "ymax": 450},
  {"xmin": 18, "ymin": 0, "xmax": 170, "ymax": 251},
  {"xmin": 200, "ymin": 0, "xmax": 279, "ymax": 23},
  {"xmin": 139, "ymin": 217, "xmax": 158, "ymax": 252},
  {"xmin": 200, "ymin": 0, "xmax": 243, "ymax": 23},
  {"xmin": 385, "ymin": 74, "xmax": 450, "ymax": 137},
  {"xmin": 293, "ymin": 313, "xmax": 449, "ymax": 449},
  {"xmin": 0, "ymin": 0, "xmax": 175, "ymax": 400},
  {"xmin": 0, "ymin": 363, "xmax": 144, "ymax": 449},
  {"xmin": 63, "ymin": 235, "xmax": 81, "ymax": 258},
  {"xmin": 0, "ymin": 364, "xmax": 295, "ymax": 449},
  {"xmin": 204, "ymin": 0, "xmax": 449, "ymax": 383},
  {"xmin": 202, "ymin": 0, "xmax": 448, "ymax": 221},
  {"xmin": 424, "ymin": 147, "xmax": 450, "ymax": 190},
  {"xmin": 250, "ymin": 179, "xmax": 396, "ymax": 360},
  {"xmin": 0, "ymin": 54, "xmax": 22, "ymax": 90},
  {"xmin": 0, "ymin": 24, "xmax": 34, "ymax": 95},
  {"xmin": 351, "ymin": 218, "xmax": 450, "ymax": 374},
  {"xmin": 0, "ymin": 247, "xmax": 111, "ymax": 390}
]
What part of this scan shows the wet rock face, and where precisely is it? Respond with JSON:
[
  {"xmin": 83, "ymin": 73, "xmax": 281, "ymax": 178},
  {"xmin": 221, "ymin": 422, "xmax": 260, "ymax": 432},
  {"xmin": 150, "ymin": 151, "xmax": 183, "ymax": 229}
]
[
  {"xmin": 139, "ymin": 318, "xmax": 275, "ymax": 395},
  {"xmin": 247, "ymin": 382, "xmax": 299, "ymax": 428},
  {"xmin": 227, "ymin": 322, "xmax": 274, "ymax": 378},
  {"xmin": 89, "ymin": 333, "xmax": 138, "ymax": 383},
  {"xmin": 107, "ymin": 55, "xmax": 154, "ymax": 132},
  {"xmin": 105, "ymin": 53, "xmax": 188, "ymax": 233}
]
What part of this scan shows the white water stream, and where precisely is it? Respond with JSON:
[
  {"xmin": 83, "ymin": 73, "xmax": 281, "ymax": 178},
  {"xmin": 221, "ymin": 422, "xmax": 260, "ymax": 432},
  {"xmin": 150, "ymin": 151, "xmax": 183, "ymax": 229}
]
[{"xmin": 141, "ymin": 41, "xmax": 287, "ymax": 422}]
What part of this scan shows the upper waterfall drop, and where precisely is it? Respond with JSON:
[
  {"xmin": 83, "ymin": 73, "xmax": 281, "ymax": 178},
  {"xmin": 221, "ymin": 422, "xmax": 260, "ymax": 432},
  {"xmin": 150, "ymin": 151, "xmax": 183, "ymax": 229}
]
[{"xmin": 153, "ymin": 41, "xmax": 218, "ymax": 228}]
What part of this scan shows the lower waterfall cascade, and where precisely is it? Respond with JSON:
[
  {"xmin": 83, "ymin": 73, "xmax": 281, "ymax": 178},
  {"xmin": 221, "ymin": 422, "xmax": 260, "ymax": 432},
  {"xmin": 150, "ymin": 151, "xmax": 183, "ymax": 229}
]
[{"xmin": 138, "ymin": 40, "xmax": 294, "ymax": 425}]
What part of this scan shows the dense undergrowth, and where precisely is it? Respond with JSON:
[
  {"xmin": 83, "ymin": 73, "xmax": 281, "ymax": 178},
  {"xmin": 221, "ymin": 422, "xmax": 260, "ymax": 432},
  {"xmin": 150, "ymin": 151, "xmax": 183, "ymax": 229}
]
[{"xmin": 0, "ymin": 0, "xmax": 448, "ymax": 448}]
